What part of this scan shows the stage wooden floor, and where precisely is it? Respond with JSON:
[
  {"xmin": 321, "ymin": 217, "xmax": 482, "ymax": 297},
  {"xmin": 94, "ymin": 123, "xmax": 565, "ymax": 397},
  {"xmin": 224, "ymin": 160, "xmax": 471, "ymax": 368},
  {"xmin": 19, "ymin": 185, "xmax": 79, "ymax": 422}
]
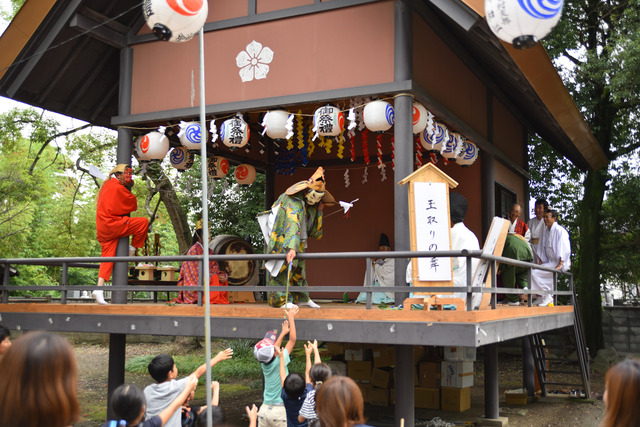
[{"xmin": 0, "ymin": 301, "xmax": 574, "ymax": 347}]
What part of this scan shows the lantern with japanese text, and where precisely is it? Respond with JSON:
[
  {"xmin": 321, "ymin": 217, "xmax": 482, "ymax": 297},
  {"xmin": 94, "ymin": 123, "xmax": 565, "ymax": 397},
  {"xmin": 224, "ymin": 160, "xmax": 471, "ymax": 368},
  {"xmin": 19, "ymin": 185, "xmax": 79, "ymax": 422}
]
[
  {"xmin": 419, "ymin": 122, "xmax": 448, "ymax": 153},
  {"xmin": 412, "ymin": 102, "xmax": 428, "ymax": 134},
  {"xmin": 442, "ymin": 132, "xmax": 463, "ymax": 160},
  {"xmin": 457, "ymin": 140, "xmax": 479, "ymax": 166},
  {"xmin": 363, "ymin": 100, "xmax": 394, "ymax": 132},
  {"xmin": 142, "ymin": 0, "xmax": 208, "ymax": 43},
  {"xmin": 178, "ymin": 121, "xmax": 206, "ymax": 150},
  {"xmin": 220, "ymin": 116, "xmax": 250, "ymax": 149},
  {"xmin": 263, "ymin": 110, "xmax": 290, "ymax": 140},
  {"xmin": 169, "ymin": 147, "xmax": 194, "ymax": 171},
  {"xmin": 313, "ymin": 105, "xmax": 344, "ymax": 137},
  {"xmin": 234, "ymin": 164, "xmax": 256, "ymax": 185},
  {"xmin": 136, "ymin": 131, "xmax": 170, "ymax": 161},
  {"xmin": 485, "ymin": 0, "xmax": 564, "ymax": 49},
  {"xmin": 207, "ymin": 156, "xmax": 229, "ymax": 178}
]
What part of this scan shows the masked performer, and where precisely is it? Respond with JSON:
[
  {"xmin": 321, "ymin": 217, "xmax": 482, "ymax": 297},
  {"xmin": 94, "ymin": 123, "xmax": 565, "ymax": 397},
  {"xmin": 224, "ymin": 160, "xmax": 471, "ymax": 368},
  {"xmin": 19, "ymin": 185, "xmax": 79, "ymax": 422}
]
[
  {"xmin": 94, "ymin": 164, "xmax": 149, "ymax": 305},
  {"xmin": 265, "ymin": 167, "xmax": 335, "ymax": 308},
  {"xmin": 174, "ymin": 220, "xmax": 229, "ymax": 304}
]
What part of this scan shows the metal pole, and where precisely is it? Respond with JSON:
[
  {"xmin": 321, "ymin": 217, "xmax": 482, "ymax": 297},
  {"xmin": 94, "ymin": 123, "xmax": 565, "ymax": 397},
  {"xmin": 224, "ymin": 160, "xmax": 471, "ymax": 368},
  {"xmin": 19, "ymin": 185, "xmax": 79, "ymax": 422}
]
[
  {"xmin": 484, "ymin": 343, "xmax": 499, "ymax": 419},
  {"xmin": 61, "ymin": 262, "xmax": 68, "ymax": 305},
  {"xmin": 522, "ymin": 337, "xmax": 535, "ymax": 397},
  {"xmin": 107, "ymin": 333, "xmax": 126, "ymax": 420},
  {"xmin": 198, "ymin": 28, "xmax": 213, "ymax": 427},
  {"xmin": 466, "ymin": 253, "xmax": 473, "ymax": 311},
  {"xmin": 394, "ymin": 2, "xmax": 413, "ymax": 426}
]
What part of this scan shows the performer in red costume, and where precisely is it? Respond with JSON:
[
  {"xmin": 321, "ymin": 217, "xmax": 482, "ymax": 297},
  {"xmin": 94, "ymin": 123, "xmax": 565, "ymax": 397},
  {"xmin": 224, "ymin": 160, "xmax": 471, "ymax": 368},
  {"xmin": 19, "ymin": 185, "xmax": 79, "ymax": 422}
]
[{"xmin": 94, "ymin": 164, "xmax": 149, "ymax": 305}]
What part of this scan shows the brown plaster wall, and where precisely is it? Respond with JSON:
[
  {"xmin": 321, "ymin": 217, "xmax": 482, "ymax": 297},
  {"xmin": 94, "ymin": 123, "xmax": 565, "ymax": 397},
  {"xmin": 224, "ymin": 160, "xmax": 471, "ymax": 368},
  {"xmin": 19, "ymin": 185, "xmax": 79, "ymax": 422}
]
[
  {"xmin": 131, "ymin": 2, "xmax": 395, "ymax": 115},
  {"xmin": 493, "ymin": 99, "xmax": 524, "ymax": 167},
  {"xmin": 412, "ymin": 15, "xmax": 488, "ymax": 139}
]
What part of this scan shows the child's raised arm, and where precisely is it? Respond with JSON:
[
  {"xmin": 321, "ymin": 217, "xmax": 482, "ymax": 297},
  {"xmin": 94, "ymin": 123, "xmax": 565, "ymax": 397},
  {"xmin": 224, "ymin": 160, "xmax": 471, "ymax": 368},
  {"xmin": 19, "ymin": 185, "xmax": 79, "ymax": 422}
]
[
  {"xmin": 312, "ymin": 340, "xmax": 321, "ymax": 365},
  {"xmin": 275, "ymin": 345, "xmax": 286, "ymax": 387},
  {"xmin": 211, "ymin": 380, "xmax": 220, "ymax": 406},
  {"xmin": 193, "ymin": 348, "xmax": 233, "ymax": 379},
  {"xmin": 304, "ymin": 341, "xmax": 313, "ymax": 384},
  {"xmin": 275, "ymin": 319, "xmax": 290, "ymax": 348},
  {"xmin": 246, "ymin": 404, "xmax": 258, "ymax": 427},
  {"xmin": 284, "ymin": 305, "xmax": 299, "ymax": 354},
  {"xmin": 158, "ymin": 375, "xmax": 198, "ymax": 426}
]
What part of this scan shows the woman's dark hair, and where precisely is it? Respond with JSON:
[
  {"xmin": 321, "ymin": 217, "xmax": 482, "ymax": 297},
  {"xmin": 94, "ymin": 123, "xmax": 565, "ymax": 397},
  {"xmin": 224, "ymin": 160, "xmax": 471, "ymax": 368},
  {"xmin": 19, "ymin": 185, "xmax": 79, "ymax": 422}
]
[
  {"xmin": 310, "ymin": 363, "xmax": 332, "ymax": 390},
  {"xmin": 316, "ymin": 376, "xmax": 366, "ymax": 427},
  {"xmin": 0, "ymin": 324, "xmax": 9, "ymax": 341},
  {"xmin": 192, "ymin": 228, "xmax": 204, "ymax": 245},
  {"xmin": 601, "ymin": 357, "xmax": 640, "ymax": 427},
  {"xmin": 111, "ymin": 383, "xmax": 146, "ymax": 424},
  {"xmin": 196, "ymin": 406, "xmax": 226, "ymax": 426},
  {"xmin": 0, "ymin": 331, "xmax": 80, "ymax": 427}
]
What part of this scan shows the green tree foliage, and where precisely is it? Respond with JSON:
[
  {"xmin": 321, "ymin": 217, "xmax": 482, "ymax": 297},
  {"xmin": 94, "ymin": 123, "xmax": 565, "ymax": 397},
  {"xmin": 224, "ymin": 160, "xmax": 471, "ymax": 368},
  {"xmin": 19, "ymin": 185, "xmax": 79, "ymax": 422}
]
[
  {"xmin": 173, "ymin": 157, "xmax": 266, "ymax": 254},
  {"xmin": 534, "ymin": 0, "xmax": 640, "ymax": 352}
]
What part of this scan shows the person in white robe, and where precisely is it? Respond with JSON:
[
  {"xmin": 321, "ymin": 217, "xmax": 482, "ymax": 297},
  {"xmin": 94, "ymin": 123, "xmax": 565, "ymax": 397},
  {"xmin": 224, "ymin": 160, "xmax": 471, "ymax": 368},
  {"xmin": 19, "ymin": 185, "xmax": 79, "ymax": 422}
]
[
  {"xmin": 405, "ymin": 193, "xmax": 480, "ymax": 309},
  {"xmin": 356, "ymin": 233, "xmax": 395, "ymax": 304},
  {"xmin": 527, "ymin": 199, "xmax": 549, "ymax": 263},
  {"xmin": 531, "ymin": 209, "xmax": 571, "ymax": 306}
]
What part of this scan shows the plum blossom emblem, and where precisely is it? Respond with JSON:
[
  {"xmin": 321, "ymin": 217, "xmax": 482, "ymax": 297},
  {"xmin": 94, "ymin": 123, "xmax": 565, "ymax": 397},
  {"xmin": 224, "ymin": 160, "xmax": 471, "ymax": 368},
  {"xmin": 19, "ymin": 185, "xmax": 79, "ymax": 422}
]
[{"xmin": 236, "ymin": 40, "xmax": 274, "ymax": 82}]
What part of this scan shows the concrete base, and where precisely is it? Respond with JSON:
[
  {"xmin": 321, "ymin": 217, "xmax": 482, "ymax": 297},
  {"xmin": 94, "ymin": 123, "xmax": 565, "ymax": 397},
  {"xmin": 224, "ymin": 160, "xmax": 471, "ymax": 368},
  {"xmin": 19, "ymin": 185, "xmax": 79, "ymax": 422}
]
[{"xmin": 476, "ymin": 416, "xmax": 509, "ymax": 426}]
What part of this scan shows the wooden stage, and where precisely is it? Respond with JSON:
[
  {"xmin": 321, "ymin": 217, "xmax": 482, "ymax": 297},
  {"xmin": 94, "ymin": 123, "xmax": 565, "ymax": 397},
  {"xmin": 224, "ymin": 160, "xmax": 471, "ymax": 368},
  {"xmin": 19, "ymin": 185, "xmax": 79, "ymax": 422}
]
[{"xmin": 0, "ymin": 301, "xmax": 574, "ymax": 347}]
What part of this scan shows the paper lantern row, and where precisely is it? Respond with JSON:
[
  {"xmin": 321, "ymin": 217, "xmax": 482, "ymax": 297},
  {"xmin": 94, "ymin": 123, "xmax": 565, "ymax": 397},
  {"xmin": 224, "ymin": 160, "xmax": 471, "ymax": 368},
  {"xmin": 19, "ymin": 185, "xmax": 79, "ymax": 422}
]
[
  {"xmin": 205, "ymin": 157, "xmax": 256, "ymax": 185},
  {"xmin": 418, "ymin": 121, "xmax": 479, "ymax": 166}
]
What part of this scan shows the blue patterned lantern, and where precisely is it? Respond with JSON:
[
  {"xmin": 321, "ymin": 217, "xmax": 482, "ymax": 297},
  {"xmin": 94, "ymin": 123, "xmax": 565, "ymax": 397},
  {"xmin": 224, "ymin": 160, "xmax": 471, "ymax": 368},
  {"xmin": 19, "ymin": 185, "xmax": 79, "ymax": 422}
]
[
  {"xmin": 419, "ymin": 121, "xmax": 448, "ymax": 153},
  {"xmin": 178, "ymin": 121, "xmax": 206, "ymax": 150},
  {"xmin": 485, "ymin": 0, "xmax": 564, "ymax": 49},
  {"xmin": 457, "ymin": 141, "xmax": 479, "ymax": 166},
  {"xmin": 169, "ymin": 147, "xmax": 194, "ymax": 171},
  {"xmin": 442, "ymin": 132, "xmax": 463, "ymax": 160},
  {"xmin": 363, "ymin": 100, "xmax": 394, "ymax": 132}
]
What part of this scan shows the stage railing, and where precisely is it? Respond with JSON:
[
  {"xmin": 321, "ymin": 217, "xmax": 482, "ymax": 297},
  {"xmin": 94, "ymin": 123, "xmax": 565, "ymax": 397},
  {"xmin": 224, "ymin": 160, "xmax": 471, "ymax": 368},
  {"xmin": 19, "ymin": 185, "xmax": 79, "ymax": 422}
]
[{"xmin": 0, "ymin": 250, "xmax": 572, "ymax": 308}]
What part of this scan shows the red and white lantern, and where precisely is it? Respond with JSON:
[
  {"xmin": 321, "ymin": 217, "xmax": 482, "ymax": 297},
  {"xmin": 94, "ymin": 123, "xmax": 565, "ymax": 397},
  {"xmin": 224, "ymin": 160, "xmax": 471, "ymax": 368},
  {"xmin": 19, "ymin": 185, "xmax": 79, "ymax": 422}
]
[
  {"xmin": 419, "ymin": 122, "xmax": 448, "ymax": 153},
  {"xmin": 142, "ymin": 0, "xmax": 209, "ymax": 43},
  {"xmin": 457, "ymin": 141, "xmax": 479, "ymax": 166},
  {"xmin": 220, "ymin": 116, "xmax": 250, "ymax": 149},
  {"xmin": 179, "ymin": 121, "xmax": 206, "ymax": 150},
  {"xmin": 263, "ymin": 110, "xmax": 290, "ymax": 140},
  {"xmin": 412, "ymin": 102, "xmax": 428, "ymax": 134},
  {"xmin": 169, "ymin": 147, "xmax": 194, "ymax": 171},
  {"xmin": 313, "ymin": 105, "xmax": 344, "ymax": 137},
  {"xmin": 363, "ymin": 100, "xmax": 394, "ymax": 132},
  {"xmin": 207, "ymin": 156, "xmax": 229, "ymax": 178},
  {"xmin": 136, "ymin": 131, "xmax": 170, "ymax": 161},
  {"xmin": 234, "ymin": 164, "xmax": 256, "ymax": 185}
]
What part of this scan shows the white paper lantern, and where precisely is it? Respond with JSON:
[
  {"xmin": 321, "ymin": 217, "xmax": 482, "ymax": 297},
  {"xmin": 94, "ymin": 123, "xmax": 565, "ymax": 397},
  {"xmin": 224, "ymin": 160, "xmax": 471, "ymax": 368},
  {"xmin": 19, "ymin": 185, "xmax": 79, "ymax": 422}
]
[
  {"xmin": 169, "ymin": 147, "xmax": 194, "ymax": 171},
  {"xmin": 363, "ymin": 100, "xmax": 394, "ymax": 132},
  {"xmin": 263, "ymin": 110, "xmax": 290, "ymax": 140},
  {"xmin": 142, "ymin": 0, "xmax": 208, "ymax": 43},
  {"xmin": 178, "ymin": 121, "xmax": 206, "ymax": 150},
  {"xmin": 485, "ymin": 0, "xmax": 564, "ymax": 49},
  {"xmin": 234, "ymin": 164, "xmax": 256, "ymax": 185},
  {"xmin": 207, "ymin": 156, "xmax": 229, "ymax": 178},
  {"xmin": 136, "ymin": 131, "xmax": 170, "ymax": 161},
  {"xmin": 412, "ymin": 102, "xmax": 428, "ymax": 134},
  {"xmin": 442, "ymin": 132, "xmax": 464, "ymax": 160},
  {"xmin": 457, "ymin": 141, "xmax": 479, "ymax": 166},
  {"xmin": 220, "ymin": 117, "xmax": 250, "ymax": 149},
  {"xmin": 313, "ymin": 105, "xmax": 344, "ymax": 137},
  {"xmin": 419, "ymin": 122, "xmax": 448, "ymax": 152}
]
